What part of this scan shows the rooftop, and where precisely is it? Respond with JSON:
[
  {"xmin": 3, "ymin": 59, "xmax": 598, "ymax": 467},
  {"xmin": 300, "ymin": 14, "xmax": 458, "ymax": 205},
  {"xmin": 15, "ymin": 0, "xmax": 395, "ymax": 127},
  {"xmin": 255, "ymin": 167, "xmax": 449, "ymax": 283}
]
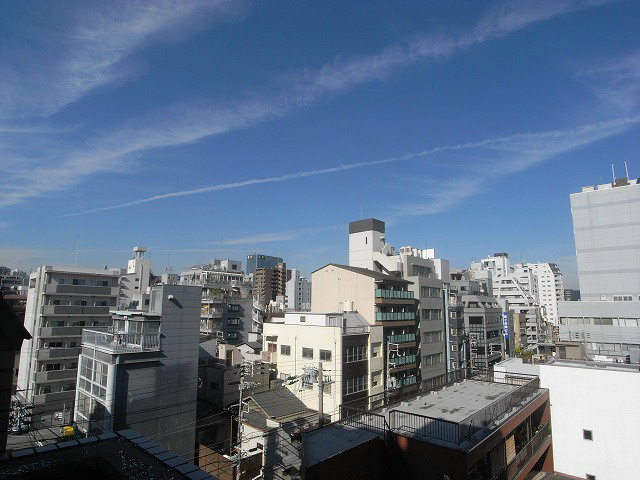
[{"xmin": 312, "ymin": 263, "xmax": 411, "ymax": 284}]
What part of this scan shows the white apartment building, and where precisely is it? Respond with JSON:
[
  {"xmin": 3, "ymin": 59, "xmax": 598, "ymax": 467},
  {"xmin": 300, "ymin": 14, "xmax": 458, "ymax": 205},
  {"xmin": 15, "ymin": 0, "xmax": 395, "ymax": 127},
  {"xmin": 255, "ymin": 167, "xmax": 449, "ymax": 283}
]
[
  {"xmin": 17, "ymin": 265, "xmax": 120, "ymax": 410},
  {"xmin": 74, "ymin": 284, "xmax": 201, "ymax": 456},
  {"xmin": 348, "ymin": 218, "xmax": 449, "ymax": 387},
  {"xmin": 558, "ymin": 175, "xmax": 640, "ymax": 361},
  {"xmin": 119, "ymin": 246, "xmax": 150, "ymax": 309},
  {"xmin": 285, "ymin": 268, "xmax": 311, "ymax": 311},
  {"xmin": 528, "ymin": 263, "xmax": 564, "ymax": 326},
  {"xmin": 496, "ymin": 357, "xmax": 640, "ymax": 480},
  {"xmin": 262, "ymin": 312, "xmax": 383, "ymax": 419}
]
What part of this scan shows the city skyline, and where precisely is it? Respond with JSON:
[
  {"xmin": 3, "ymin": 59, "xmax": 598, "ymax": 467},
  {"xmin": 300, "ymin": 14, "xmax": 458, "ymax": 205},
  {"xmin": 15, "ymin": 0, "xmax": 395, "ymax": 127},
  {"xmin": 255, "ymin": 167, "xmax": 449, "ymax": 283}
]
[{"xmin": 2, "ymin": 1, "xmax": 640, "ymax": 287}]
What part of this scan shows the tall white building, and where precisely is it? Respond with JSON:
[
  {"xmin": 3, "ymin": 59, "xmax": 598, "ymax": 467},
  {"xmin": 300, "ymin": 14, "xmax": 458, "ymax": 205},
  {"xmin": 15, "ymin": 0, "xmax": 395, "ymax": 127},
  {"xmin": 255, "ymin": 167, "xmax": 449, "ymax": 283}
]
[
  {"xmin": 119, "ymin": 246, "xmax": 150, "ymax": 309},
  {"xmin": 558, "ymin": 175, "xmax": 640, "ymax": 361},
  {"xmin": 18, "ymin": 265, "xmax": 120, "ymax": 410},
  {"xmin": 285, "ymin": 268, "xmax": 311, "ymax": 311},
  {"xmin": 528, "ymin": 263, "xmax": 564, "ymax": 326}
]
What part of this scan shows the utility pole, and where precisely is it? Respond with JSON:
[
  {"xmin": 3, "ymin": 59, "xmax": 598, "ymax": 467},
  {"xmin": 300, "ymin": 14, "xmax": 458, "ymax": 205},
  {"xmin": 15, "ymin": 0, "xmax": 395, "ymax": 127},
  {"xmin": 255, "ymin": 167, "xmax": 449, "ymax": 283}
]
[
  {"xmin": 235, "ymin": 361, "xmax": 259, "ymax": 480},
  {"xmin": 318, "ymin": 361, "xmax": 323, "ymax": 426}
]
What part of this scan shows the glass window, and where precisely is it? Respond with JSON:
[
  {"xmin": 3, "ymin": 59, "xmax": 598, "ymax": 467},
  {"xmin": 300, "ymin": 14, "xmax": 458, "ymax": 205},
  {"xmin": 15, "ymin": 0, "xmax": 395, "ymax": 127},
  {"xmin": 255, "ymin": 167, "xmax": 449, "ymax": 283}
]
[
  {"xmin": 320, "ymin": 349, "xmax": 332, "ymax": 361},
  {"xmin": 280, "ymin": 345, "xmax": 291, "ymax": 355},
  {"xmin": 302, "ymin": 347, "xmax": 313, "ymax": 359}
]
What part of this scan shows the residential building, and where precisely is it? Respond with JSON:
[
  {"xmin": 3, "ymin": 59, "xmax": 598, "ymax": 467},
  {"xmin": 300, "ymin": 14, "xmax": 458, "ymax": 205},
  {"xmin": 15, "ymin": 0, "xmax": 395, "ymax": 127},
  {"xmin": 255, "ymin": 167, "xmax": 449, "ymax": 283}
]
[
  {"xmin": 473, "ymin": 254, "xmax": 546, "ymax": 349},
  {"xmin": 0, "ymin": 268, "xmax": 27, "ymax": 293},
  {"xmin": 246, "ymin": 254, "xmax": 284, "ymax": 276},
  {"xmin": 17, "ymin": 265, "xmax": 120, "ymax": 411},
  {"xmin": 312, "ymin": 264, "xmax": 419, "ymax": 394},
  {"xmin": 562, "ymin": 288, "xmax": 580, "ymax": 301},
  {"xmin": 253, "ymin": 262, "xmax": 287, "ymax": 304},
  {"xmin": 180, "ymin": 261, "xmax": 254, "ymax": 345},
  {"xmin": 74, "ymin": 284, "xmax": 201, "ymax": 456},
  {"xmin": 528, "ymin": 263, "xmax": 564, "ymax": 326},
  {"xmin": 347, "ymin": 218, "xmax": 448, "ymax": 388},
  {"xmin": 449, "ymin": 270, "xmax": 505, "ymax": 370},
  {"xmin": 302, "ymin": 369, "xmax": 553, "ymax": 480},
  {"xmin": 496, "ymin": 357, "xmax": 640, "ymax": 480},
  {"xmin": 262, "ymin": 312, "xmax": 384, "ymax": 419},
  {"xmin": 557, "ymin": 175, "xmax": 640, "ymax": 361},
  {"xmin": 285, "ymin": 268, "xmax": 311, "ymax": 311}
]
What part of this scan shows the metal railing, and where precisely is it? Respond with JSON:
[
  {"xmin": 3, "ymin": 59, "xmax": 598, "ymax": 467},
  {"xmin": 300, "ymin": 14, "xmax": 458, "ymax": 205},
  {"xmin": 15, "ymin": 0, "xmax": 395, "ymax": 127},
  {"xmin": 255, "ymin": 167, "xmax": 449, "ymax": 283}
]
[
  {"xmin": 395, "ymin": 375, "xmax": 417, "ymax": 387},
  {"xmin": 376, "ymin": 312, "xmax": 416, "ymax": 321},
  {"xmin": 340, "ymin": 406, "xmax": 390, "ymax": 437},
  {"xmin": 389, "ymin": 354, "xmax": 416, "ymax": 367},
  {"xmin": 386, "ymin": 333, "xmax": 416, "ymax": 343},
  {"xmin": 375, "ymin": 289, "xmax": 414, "ymax": 299},
  {"xmin": 505, "ymin": 423, "xmax": 551, "ymax": 480},
  {"xmin": 82, "ymin": 329, "xmax": 160, "ymax": 353},
  {"xmin": 390, "ymin": 410, "xmax": 460, "ymax": 444}
]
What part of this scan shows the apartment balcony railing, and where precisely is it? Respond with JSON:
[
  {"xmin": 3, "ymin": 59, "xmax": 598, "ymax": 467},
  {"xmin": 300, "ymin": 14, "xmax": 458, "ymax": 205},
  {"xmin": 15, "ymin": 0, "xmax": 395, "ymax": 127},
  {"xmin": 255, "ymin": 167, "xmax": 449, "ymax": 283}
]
[
  {"xmin": 389, "ymin": 354, "xmax": 416, "ymax": 367},
  {"xmin": 82, "ymin": 329, "xmax": 160, "ymax": 354},
  {"xmin": 261, "ymin": 351, "xmax": 277, "ymax": 363},
  {"xmin": 375, "ymin": 289, "xmax": 414, "ymax": 299},
  {"xmin": 386, "ymin": 333, "xmax": 416, "ymax": 344},
  {"xmin": 42, "ymin": 305, "xmax": 111, "ymax": 316},
  {"xmin": 503, "ymin": 423, "xmax": 551, "ymax": 480},
  {"xmin": 40, "ymin": 326, "xmax": 84, "ymax": 337},
  {"xmin": 45, "ymin": 284, "xmax": 118, "ymax": 296},
  {"xmin": 34, "ymin": 369, "xmax": 77, "ymax": 383},
  {"xmin": 36, "ymin": 347, "xmax": 79, "ymax": 360},
  {"xmin": 376, "ymin": 312, "xmax": 416, "ymax": 322},
  {"xmin": 395, "ymin": 375, "xmax": 417, "ymax": 387}
]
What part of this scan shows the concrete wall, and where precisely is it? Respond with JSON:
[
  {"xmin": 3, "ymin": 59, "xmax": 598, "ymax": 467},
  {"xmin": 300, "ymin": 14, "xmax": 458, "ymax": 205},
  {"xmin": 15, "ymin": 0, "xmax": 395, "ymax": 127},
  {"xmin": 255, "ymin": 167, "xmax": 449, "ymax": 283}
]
[{"xmin": 311, "ymin": 266, "xmax": 375, "ymax": 323}]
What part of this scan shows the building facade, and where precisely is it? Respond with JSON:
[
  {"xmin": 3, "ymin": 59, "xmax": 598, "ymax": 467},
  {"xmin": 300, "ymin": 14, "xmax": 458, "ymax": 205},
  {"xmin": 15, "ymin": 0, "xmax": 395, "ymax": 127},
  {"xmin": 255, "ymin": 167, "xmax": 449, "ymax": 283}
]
[
  {"xmin": 253, "ymin": 262, "xmax": 287, "ymax": 304},
  {"xmin": 74, "ymin": 284, "xmax": 201, "ymax": 456},
  {"xmin": 285, "ymin": 268, "xmax": 311, "ymax": 311},
  {"xmin": 17, "ymin": 265, "xmax": 120, "ymax": 410},
  {"xmin": 347, "ymin": 218, "xmax": 448, "ymax": 388},
  {"xmin": 246, "ymin": 254, "xmax": 284, "ymax": 276},
  {"xmin": 557, "ymin": 176, "xmax": 640, "ymax": 361}
]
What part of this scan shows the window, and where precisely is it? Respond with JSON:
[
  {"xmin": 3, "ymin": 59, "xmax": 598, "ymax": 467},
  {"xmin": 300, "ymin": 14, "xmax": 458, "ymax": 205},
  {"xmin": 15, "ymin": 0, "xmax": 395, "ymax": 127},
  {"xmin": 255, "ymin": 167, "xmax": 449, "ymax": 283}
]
[
  {"xmin": 228, "ymin": 304, "xmax": 240, "ymax": 312},
  {"xmin": 583, "ymin": 429, "xmax": 593, "ymax": 441},
  {"xmin": 420, "ymin": 286, "xmax": 441, "ymax": 298},
  {"xmin": 72, "ymin": 278, "xmax": 86, "ymax": 286},
  {"xmin": 227, "ymin": 332, "xmax": 238, "ymax": 339},
  {"xmin": 302, "ymin": 347, "xmax": 313, "ymax": 359},
  {"xmin": 423, "ymin": 353, "xmax": 443, "ymax": 366},
  {"xmin": 97, "ymin": 280, "xmax": 109, "ymax": 286},
  {"xmin": 371, "ymin": 343, "xmax": 381, "ymax": 358},
  {"xmin": 345, "ymin": 345, "xmax": 367, "ymax": 362},
  {"xmin": 280, "ymin": 345, "xmax": 291, "ymax": 355},
  {"xmin": 320, "ymin": 349, "xmax": 332, "ymax": 361},
  {"xmin": 371, "ymin": 371, "xmax": 381, "ymax": 387},
  {"xmin": 228, "ymin": 318, "xmax": 240, "ymax": 325},
  {"xmin": 423, "ymin": 331, "xmax": 443, "ymax": 343},
  {"xmin": 300, "ymin": 316, "xmax": 306, "ymax": 323},
  {"xmin": 421, "ymin": 309, "xmax": 442, "ymax": 320},
  {"xmin": 344, "ymin": 376, "xmax": 366, "ymax": 395}
]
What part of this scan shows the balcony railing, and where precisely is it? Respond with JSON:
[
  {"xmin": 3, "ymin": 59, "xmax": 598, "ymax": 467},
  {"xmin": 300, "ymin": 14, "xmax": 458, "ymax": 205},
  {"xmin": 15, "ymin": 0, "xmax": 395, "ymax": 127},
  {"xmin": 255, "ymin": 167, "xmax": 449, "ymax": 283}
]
[
  {"xmin": 42, "ymin": 305, "xmax": 110, "ymax": 316},
  {"xmin": 45, "ymin": 284, "xmax": 118, "ymax": 296},
  {"xmin": 376, "ymin": 312, "xmax": 416, "ymax": 321},
  {"xmin": 389, "ymin": 354, "xmax": 416, "ymax": 367},
  {"xmin": 504, "ymin": 423, "xmax": 551, "ymax": 480},
  {"xmin": 386, "ymin": 333, "xmax": 416, "ymax": 344},
  {"xmin": 81, "ymin": 329, "xmax": 160, "ymax": 354},
  {"xmin": 375, "ymin": 289, "xmax": 414, "ymax": 299},
  {"xmin": 261, "ymin": 351, "xmax": 277, "ymax": 363},
  {"xmin": 395, "ymin": 375, "xmax": 417, "ymax": 387}
]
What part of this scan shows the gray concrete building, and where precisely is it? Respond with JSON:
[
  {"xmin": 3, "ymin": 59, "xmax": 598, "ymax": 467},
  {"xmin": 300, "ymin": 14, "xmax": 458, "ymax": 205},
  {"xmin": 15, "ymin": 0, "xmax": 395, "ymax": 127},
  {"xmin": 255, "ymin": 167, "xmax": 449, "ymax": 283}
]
[
  {"xmin": 558, "ymin": 175, "xmax": 640, "ymax": 361},
  {"xmin": 285, "ymin": 268, "xmax": 311, "ymax": 311},
  {"xmin": 449, "ymin": 270, "xmax": 505, "ymax": 370},
  {"xmin": 74, "ymin": 284, "xmax": 201, "ymax": 456},
  {"xmin": 17, "ymin": 265, "xmax": 120, "ymax": 411}
]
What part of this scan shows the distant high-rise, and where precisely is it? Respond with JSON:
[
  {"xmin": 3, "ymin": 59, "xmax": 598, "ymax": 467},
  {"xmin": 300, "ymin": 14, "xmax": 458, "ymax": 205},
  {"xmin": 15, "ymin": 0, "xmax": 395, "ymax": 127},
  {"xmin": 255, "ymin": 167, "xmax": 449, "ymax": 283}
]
[
  {"xmin": 253, "ymin": 262, "xmax": 287, "ymax": 303},
  {"xmin": 246, "ymin": 254, "xmax": 284, "ymax": 276},
  {"xmin": 285, "ymin": 269, "xmax": 311, "ymax": 311}
]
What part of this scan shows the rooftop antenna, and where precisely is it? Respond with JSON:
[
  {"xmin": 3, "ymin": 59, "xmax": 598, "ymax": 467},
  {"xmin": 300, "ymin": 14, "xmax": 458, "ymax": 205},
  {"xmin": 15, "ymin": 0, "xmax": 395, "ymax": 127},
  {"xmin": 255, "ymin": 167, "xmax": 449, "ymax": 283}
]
[
  {"xmin": 612, "ymin": 163, "xmax": 616, "ymax": 183},
  {"xmin": 75, "ymin": 237, "xmax": 80, "ymax": 266},
  {"xmin": 360, "ymin": 203, "xmax": 363, "ymax": 220},
  {"xmin": 624, "ymin": 161, "xmax": 629, "ymax": 179}
]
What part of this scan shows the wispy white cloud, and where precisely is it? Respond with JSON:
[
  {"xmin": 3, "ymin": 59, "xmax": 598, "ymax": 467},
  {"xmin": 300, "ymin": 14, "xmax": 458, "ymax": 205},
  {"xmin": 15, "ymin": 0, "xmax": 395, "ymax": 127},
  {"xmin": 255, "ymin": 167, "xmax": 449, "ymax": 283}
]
[
  {"xmin": 0, "ymin": 222, "xmax": 9, "ymax": 229},
  {"xmin": 220, "ymin": 225, "xmax": 342, "ymax": 246},
  {"xmin": 0, "ymin": 0, "xmax": 247, "ymax": 120},
  {"xmin": 63, "ymin": 115, "xmax": 640, "ymax": 217},
  {"xmin": 0, "ymin": 0, "xmax": 614, "ymax": 208}
]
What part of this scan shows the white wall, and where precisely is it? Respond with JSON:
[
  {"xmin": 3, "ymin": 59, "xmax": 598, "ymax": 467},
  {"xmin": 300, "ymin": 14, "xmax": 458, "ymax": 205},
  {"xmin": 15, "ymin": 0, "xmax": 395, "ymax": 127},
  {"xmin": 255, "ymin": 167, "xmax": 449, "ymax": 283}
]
[{"xmin": 539, "ymin": 364, "xmax": 640, "ymax": 480}]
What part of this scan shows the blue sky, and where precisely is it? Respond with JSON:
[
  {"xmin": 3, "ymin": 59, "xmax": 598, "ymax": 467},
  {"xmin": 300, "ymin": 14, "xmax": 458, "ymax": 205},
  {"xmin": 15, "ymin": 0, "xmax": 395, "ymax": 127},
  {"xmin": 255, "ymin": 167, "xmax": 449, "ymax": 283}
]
[{"xmin": 1, "ymin": 0, "xmax": 639, "ymax": 288}]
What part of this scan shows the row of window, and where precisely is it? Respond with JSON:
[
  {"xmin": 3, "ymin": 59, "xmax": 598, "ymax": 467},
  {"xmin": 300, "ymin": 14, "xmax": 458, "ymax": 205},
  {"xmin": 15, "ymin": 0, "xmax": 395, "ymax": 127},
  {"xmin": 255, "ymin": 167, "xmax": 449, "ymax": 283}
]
[
  {"xmin": 423, "ymin": 353, "xmax": 443, "ymax": 366},
  {"xmin": 49, "ymin": 278, "xmax": 111, "ymax": 286},
  {"xmin": 421, "ymin": 309, "xmax": 442, "ymax": 320},
  {"xmin": 560, "ymin": 317, "xmax": 639, "ymax": 327},
  {"xmin": 420, "ymin": 286, "xmax": 441, "ymax": 298},
  {"xmin": 423, "ymin": 331, "xmax": 443, "ymax": 343}
]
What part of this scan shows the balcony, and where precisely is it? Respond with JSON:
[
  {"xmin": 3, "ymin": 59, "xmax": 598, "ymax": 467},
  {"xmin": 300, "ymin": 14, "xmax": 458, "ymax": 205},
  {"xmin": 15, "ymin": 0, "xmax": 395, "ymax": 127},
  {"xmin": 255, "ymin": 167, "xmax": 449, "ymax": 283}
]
[
  {"xmin": 82, "ymin": 329, "xmax": 160, "ymax": 354},
  {"xmin": 261, "ymin": 351, "xmax": 277, "ymax": 363},
  {"xmin": 376, "ymin": 312, "xmax": 416, "ymax": 322},
  {"xmin": 37, "ymin": 347, "xmax": 79, "ymax": 360},
  {"xmin": 40, "ymin": 326, "xmax": 84, "ymax": 337},
  {"xmin": 34, "ymin": 369, "xmax": 77, "ymax": 383},
  {"xmin": 395, "ymin": 375, "xmax": 417, "ymax": 387},
  {"xmin": 389, "ymin": 354, "xmax": 416, "ymax": 367},
  {"xmin": 45, "ymin": 284, "xmax": 118, "ymax": 296},
  {"xmin": 33, "ymin": 390, "xmax": 76, "ymax": 405},
  {"xmin": 42, "ymin": 305, "xmax": 110, "ymax": 316},
  {"xmin": 375, "ymin": 289, "xmax": 414, "ymax": 299},
  {"xmin": 387, "ymin": 333, "xmax": 416, "ymax": 344},
  {"xmin": 503, "ymin": 423, "xmax": 551, "ymax": 480}
]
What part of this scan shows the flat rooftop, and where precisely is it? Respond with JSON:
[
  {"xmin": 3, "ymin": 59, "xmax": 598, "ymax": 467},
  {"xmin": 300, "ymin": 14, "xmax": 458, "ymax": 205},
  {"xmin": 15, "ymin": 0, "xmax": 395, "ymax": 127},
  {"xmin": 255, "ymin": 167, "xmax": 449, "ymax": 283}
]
[
  {"xmin": 303, "ymin": 423, "xmax": 379, "ymax": 467},
  {"xmin": 386, "ymin": 379, "xmax": 519, "ymax": 424}
]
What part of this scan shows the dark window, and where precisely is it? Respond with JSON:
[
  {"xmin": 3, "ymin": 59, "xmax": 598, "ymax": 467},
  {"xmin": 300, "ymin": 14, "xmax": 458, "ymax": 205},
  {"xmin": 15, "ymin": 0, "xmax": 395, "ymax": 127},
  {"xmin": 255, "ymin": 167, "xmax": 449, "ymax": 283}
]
[
  {"xmin": 280, "ymin": 345, "xmax": 291, "ymax": 355},
  {"xmin": 302, "ymin": 347, "xmax": 313, "ymax": 359},
  {"xmin": 320, "ymin": 350, "xmax": 332, "ymax": 361},
  {"xmin": 583, "ymin": 429, "xmax": 593, "ymax": 441}
]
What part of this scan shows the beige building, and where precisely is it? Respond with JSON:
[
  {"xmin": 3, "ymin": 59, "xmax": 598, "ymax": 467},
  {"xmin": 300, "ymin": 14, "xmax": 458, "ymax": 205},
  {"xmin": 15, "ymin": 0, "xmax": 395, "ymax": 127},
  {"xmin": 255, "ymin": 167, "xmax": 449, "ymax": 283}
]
[
  {"xmin": 311, "ymin": 264, "xmax": 419, "ymax": 393},
  {"xmin": 262, "ymin": 312, "xmax": 383, "ymax": 420}
]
